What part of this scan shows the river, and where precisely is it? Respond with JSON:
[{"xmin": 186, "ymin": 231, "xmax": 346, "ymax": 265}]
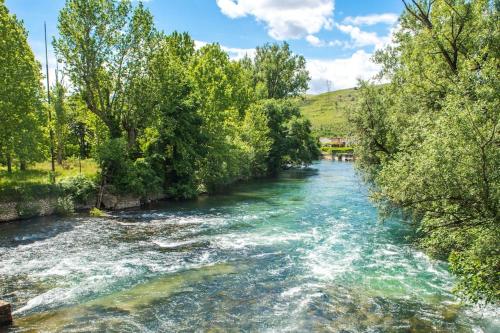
[{"xmin": 0, "ymin": 161, "xmax": 498, "ymax": 332}]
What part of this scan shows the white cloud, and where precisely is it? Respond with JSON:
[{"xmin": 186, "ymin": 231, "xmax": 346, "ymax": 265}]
[
  {"xmin": 307, "ymin": 50, "xmax": 381, "ymax": 94},
  {"xmin": 215, "ymin": 0, "xmax": 334, "ymax": 40},
  {"xmin": 335, "ymin": 23, "xmax": 391, "ymax": 49},
  {"xmin": 222, "ymin": 45, "xmax": 256, "ymax": 60},
  {"xmin": 343, "ymin": 13, "xmax": 398, "ymax": 26},
  {"xmin": 194, "ymin": 40, "xmax": 209, "ymax": 49},
  {"xmin": 195, "ymin": 40, "xmax": 255, "ymax": 60},
  {"xmin": 335, "ymin": 22, "xmax": 401, "ymax": 51},
  {"xmin": 306, "ymin": 34, "xmax": 323, "ymax": 47}
]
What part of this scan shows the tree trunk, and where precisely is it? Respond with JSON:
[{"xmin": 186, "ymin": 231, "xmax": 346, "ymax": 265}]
[
  {"xmin": 127, "ymin": 127, "xmax": 136, "ymax": 150},
  {"xmin": 20, "ymin": 160, "xmax": 26, "ymax": 171},
  {"xmin": 57, "ymin": 143, "xmax": 64, "ymax": 165},
  {"xmin": 107, "ymin": 120, "xmax": 122, "ymax": 139},
  {"xmin": 96, "ymin": 171, "xmax": 107, "ymax": 209},
  {"xmin": 6, "ymin": 153, "xmax": 12, "ymax": 173}
]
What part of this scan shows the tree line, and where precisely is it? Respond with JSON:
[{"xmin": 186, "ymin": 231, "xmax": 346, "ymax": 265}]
[
  {"xmin": 0, "ymin": 0, "xmax": 320, "ymax": 200},
  {"xmin": 352, "ymin": 0, "xmax": 499, "ymax": 303}
]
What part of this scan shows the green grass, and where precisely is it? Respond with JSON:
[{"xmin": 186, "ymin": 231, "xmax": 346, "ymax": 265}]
[
  {"xmin": 321, "ymin": 147, "xmax": 354, "ymax": 154},
  {"xmin": 299, "ymin": 87, "xmax": 358, "ymax": 137},
  {"xmin": 0, "ymin": 158, "xmax": 99, "ymax": 187}
]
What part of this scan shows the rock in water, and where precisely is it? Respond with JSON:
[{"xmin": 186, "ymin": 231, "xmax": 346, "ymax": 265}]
[{"xmin": 0, "ymin": 300, "xmax": 13, "ymax": 326}]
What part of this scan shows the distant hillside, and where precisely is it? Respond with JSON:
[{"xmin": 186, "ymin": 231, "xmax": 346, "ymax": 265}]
[{"xmin": 299, "ymin": 87, "xmax": 358, "ymax": 137}]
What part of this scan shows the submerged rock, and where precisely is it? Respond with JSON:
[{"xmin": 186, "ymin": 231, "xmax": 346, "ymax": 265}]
[{"xmin": 0, "ymin": 300, "xmax": 13, "ymax": 326}]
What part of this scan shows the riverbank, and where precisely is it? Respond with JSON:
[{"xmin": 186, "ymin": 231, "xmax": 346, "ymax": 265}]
[{"xmin": 0, "ymin": 183, "xmax": 170, "ymax": 222}]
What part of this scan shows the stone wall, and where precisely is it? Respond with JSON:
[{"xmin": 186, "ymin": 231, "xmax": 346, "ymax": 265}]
[
  {"xmin": 0, "ymin": 198, "xmax": 58, "ymax": 222},
  {"xmin": 0, "ymin": 190, "xmax": 168, "ymax": 223},
  {"xmin": 101, "ymin": 192, "xmax": 141, "ymax": 210}
]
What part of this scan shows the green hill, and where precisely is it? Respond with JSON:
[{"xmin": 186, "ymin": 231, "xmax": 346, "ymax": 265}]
[{"xmin": 299, "ymin": 87, "xmax": 358, "ymax": 137}]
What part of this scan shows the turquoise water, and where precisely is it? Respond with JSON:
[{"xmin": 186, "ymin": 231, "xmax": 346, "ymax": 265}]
[{"xmin": 0, "ymin": 161, "xmax": 498, "ymax": 332}]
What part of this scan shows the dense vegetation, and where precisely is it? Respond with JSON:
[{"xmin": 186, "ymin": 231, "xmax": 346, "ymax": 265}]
[
  {"xmin": 0, "ymin": 0, "xmax": 319, "ymax": 204},
  {"xmin": 299, "ymin": 88, "xmax": 358, "ymax": 137},
  {"xmin": 352, "ymin": 0, "xmax": 499, "ymax": 303}
]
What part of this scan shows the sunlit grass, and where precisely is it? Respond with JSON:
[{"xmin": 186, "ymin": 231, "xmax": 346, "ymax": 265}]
[
  {"xmin": 299, "ymin": 88, "xmax": 358, "ymax": 137},
  {"xmin": 0, "ymin": 158, "xmax": 99, "ymax": 187}
]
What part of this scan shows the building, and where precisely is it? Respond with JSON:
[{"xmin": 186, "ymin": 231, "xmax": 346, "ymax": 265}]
[{"xmin": 319, "ymin": 137, "xmax": 349, "ymax": 147}]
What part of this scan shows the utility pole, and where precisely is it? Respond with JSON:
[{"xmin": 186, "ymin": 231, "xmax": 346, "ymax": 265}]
[{"xmin": 44, "ymin": 22, "xmax": 56, "ymax": 178}]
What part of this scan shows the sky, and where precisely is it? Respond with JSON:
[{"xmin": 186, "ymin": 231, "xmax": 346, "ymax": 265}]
[{"xmin": 5, "ymin": 0, "xmax": 404, "ymax": 94}]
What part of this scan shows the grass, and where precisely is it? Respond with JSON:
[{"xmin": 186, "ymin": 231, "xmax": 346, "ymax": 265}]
[
  {"xmin": 321, "ymin": 147, "xmax": 354, "ymax": 154},
  {"xmin": 0, "ymin": 158, "xmax": 99, "ymax": 187},
  {"xmin": 299, "ymin": 87, "xmax": 359, "ymax": 137}
]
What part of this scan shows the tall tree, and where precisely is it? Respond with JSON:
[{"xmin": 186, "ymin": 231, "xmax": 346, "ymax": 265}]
[
  {"xmin": 191, "ymin": 43, "xmax": 252, "ymax": 190},
  {"xmin": 141, "ymin": 32, "xmax": 205, "ymax": 198},
  {"xmin": 253, "ymin": 42, "xmax": 309, "ymax": 99},
  {"xmin": 0, "ymin": 0, "xmax": 44, "ymax": 173},
  {"xmin": 54, "ymin": 0, "xmax": 155, "ymax": 141},
  {"xmin": 252, "ymin": 100, "xmax": 320, "ymax": 175}
]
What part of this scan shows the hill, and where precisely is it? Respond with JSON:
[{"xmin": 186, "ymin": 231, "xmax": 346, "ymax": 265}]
[{"xmin": 299, "ymin": 87, "xmax": 358, "ymax": 137}]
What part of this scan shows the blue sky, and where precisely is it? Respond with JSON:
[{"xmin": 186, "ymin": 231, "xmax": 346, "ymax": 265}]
[{"xmin": 5, "ymin": 0, "xmax": 404, "ymax": 94}]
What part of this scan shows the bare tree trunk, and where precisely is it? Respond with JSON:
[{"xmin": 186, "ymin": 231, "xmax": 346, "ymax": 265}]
[
  {"xmin": 127, "ymin": 127, "xmax": 136, "ymax": 150},
  {"xmin": 6, "ymin": 153, "xmax": 12, "ymax": 173},
  {"xmin": 57, "ymin": 143, "xmax": 64, "ymax": 165},
  {"xmin": 96, "ymin": 175, "xmax": 106, "ymax": 209}
]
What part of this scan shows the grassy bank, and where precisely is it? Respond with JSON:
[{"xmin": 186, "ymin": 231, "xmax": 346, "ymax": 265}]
[
  {"xmin": 0, "ymin": 159, "xmax": 98, "ymax": 203},
  {"xmin": 0, "ymin": 159, "xmax": 98, "ymax": 187}
]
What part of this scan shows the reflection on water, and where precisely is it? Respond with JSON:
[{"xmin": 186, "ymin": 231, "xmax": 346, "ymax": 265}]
[{"xmin": 0, "ymin": 162, "xmax": 498, "ymax": 332}]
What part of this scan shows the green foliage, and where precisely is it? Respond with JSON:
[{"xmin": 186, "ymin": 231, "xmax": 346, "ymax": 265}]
[
  {"xmin": 0, "ymin": 183, "xmax": 61, "ymax": 203},
  {"xmin": 54, "ymin": 0, "xmax": 156, "ymax": 139},
  {"xmin": 96, "ymin": 138, "xmax": 162, "ymax": 197},
  {"xmin": 89, "ymin": 207, "xmax": 105, "ymax": 217},
  {"xmin": 320, "ymin": 147, "xmax": 354, "ymax": 154},
  {"xmin": 16, "ymin": 201, "xmax": 41, "ymax": 219},
  {"xmin": 240, "ymin": 104, "xmax": 272, "ymax": 177},
  {"xmin": 59, "ymin": 174, "xmax": 97, "ymax": 204},
  {"xmin": 352, "ymin": 0, "xmax": 499, "ymax": 303},
  {"xmin": 0, "ymin": 1, "xmax": 45, "ymax": 170},
  {"xmin": 0, "ymin": 0, "xmax": 320, "ymax": 209},
  {"xmin": 55, "ymin": 195, "xmax": 75, "ymax": 216},
  {"xmin": 252, "ymin": 100, "xmax": 320, "ymax": 174},
  {"xmin": 253, "ymin": 42, "xmax": 309, "ymax": 99},
  {"xmin": 142, "ymin": 32, "xmax": 203, "ymax": 199}
]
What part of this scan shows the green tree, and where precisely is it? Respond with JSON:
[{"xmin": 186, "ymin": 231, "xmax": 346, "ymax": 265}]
[
  {"xmin": 252, "ymin": 100, "xmax": 320, "ymax": 175},
  {"xmin": 140, "ymin": 32, "xmax": 205, "ymax": 198},
  {"xmin": 0, "ymin": 0, "xmax": 44, "ymax": 173},
  {"xmin": 54, "ymin": 0, "xmax": 156, "ymax": 141},
  {"xmin": 253, "ymin": 42, "xmax": 310, "ymax": 99},
  {"xmin": 53, "ymin": 81, "xmax": 69, "ymax": 164},
  {"xmin": 352, "ymin": 0, "xmax": 499, "ymax": 303},
  {"xmin": 191, "ymin": 43, "xmax": 251, "ymax": 191}
]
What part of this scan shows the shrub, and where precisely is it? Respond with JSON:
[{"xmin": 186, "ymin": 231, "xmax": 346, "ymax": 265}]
[
  {"xmin": 90, "ymin": 207, "xmax": 105, "ymax": 217},
  {"xmin": 16, "ymin": 201, "xmax": 41, "ymax": 219},
  {"xmin": 59, "ymin": 174, "xmax": 97, "ymax": 204},
  {"xmin": 96, "ymin": 139, "xmax": 163, "ymax": 197},
  {"xmin": 0, "ymin": 184, "xmax": 61, "ymax": 203},
  {"xmin": 55, "ymin": 195, "xmax": 75, "ymax": 216}
]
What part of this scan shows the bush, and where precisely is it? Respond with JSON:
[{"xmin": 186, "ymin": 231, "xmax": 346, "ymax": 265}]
[
  {"xmin": 55, "ymin": 195, "xmax": 75, "ymax": 216},
  {"xmin": 90, "ymin": 207, "xmax": 105, "ymax": 217},
  {"xmin": 320, "ymin": 146, "xmax": 354, "ymax": 154},
  {"xmin": 0, "ymin": 184, "xmax": 61, "ymax": 203},
  {"xmin": 59, "ymin": 174, "xmax": 97, "ymax": 204},
  {"xmin": 16, "ymin": 201, "xmax": 41, "ymax": 218},
  {"xmin": 96, "ymin": 138, "xmax": 163, "ymax": 197}
]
